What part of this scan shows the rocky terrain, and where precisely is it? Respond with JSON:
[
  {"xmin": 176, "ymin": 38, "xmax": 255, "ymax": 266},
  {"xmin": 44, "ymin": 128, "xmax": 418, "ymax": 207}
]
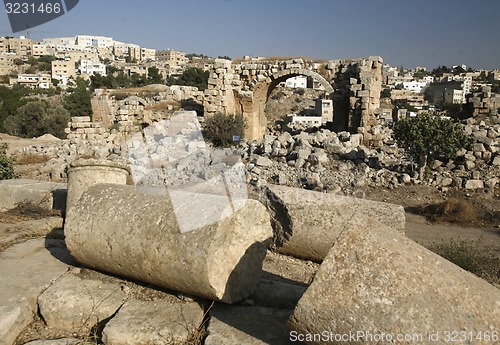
[{"xmin": 1, "ymin": 109, "xmax": 499, "ymax": 345}]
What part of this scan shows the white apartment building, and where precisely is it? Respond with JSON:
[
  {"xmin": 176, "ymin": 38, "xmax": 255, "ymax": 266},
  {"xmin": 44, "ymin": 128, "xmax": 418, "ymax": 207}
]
[
  {"xmin": 79, "ymin": 60, "xmax": 106, "ymax": 76},
  {"xmin": 13, "ymin": 74, "xmax": 51, "ymax": 89},
  {"xmin": 285, "ymin": 75, "xmax": 307, "ymax": 89},
  {"xmin": 401, "ymin": 81, "xmax": 429, "ymax": 93},
  {"xmin": 75, "ymin": 35, "xmax": 114, "ymax": 49},
  {"xmin": 315, "ymin": 99, "xmax": 333, "ymax": 124},
  {"xmin": 444, "ymin": 89, "xmax": 464, "ymax": 104},
  {"xmin": 290, "ymin": 115, "xmax": 322, "ymax": 126}
]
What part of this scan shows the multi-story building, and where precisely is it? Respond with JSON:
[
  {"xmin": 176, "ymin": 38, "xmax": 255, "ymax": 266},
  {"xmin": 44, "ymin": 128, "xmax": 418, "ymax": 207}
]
[
  {"xmin": 31, "ymin": 44, "xmax": 48, "ymax": 57},
  {"xmin": 79, "ymin": 60, "xmax": 106, "ymax": 76},
  {"xmin": 285, "ymin": 75, "xmax": 307, "ymax": 89},
  {"xmin": 315, "ymin": 98, "xmax": 333, "ymax": 124},
  {"xmin": 156, "ymin": 50, "xmax": 187, "ymax": 66},
  {"xmin": 1, "ymin": 36, "xmax": 34, "ymax": 56},
  {"xmin": 444, "ymin": 88, "xmax": 464, "ymax": 104},
  {"xmin": 11, "ymin": 73, "xmax": 51, "ymax": 89},
  {"xmin": 0, "ymin": 53, "xmax": 16, "ymax": 75},
  {"xmin": 51, "ymin": 59, "xmax": 77, "ymax": 87}
]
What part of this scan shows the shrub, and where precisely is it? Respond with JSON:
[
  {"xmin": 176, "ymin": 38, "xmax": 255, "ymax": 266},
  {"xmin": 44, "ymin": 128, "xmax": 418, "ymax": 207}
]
[
  {"xmin": 392, "ymin": 114, "xmax": 472, "ymax": 178},
  {"xmin": 294, "ymin": 88, "xmax": 305, "ymax": 96},
  {"xmin": 5, "ymin": 100, "xmax": 70, "ymax": 139},
  {"xmin": 0, "ymin": 142, "xmax": 18, "ymax": 180},
  {"xmin": 202, "ymin": 113, "xmax": 247, "ymax": 147}
]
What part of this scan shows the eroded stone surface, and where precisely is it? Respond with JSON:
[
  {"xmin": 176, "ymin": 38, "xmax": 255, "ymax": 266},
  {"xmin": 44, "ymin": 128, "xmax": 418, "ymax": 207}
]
[
  {"xmin": 38, "ymin": 273, "xmax": 127, "ymax": 334},
  {"xmin": 0, "ymin": 239, "xmax": 73, "ymax": 345},
  {"xmin": 265, "ymin": 185, "xmax": 405, "ymax": 262},
  {"xmin": 65, "ymin": 184, "xmax": 272, "ymax": 304},
  {"xmin": 102, "ymin": 300, "xmax": 205, "ymax": 345},
  {"xmin": 288, "ymin": 218, "xmax": 500, "ymax": 344}
]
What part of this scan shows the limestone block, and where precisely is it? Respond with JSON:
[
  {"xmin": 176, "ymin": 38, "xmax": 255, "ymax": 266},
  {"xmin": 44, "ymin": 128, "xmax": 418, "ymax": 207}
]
[
  {"xmin": 357, "ymin": 90, "xmax": 370, "ymax": 97},
  {"xmin": 71, "ymin": 116, "xmax": 91, "ymax": 123},
  {"xmin": 0, "ymin": 179, "xmax": 66, "ymax": 212},
  {"xmin": 65, "ymin": 184, "xmax": 272, "ymax": 303},
  {"xmin": 38, "ymin": 273, "xmax": 126, "ymax": 333},
  {"xmin": 265, "ymin": 185, "xmax": 405, "ymax": 262},
  {"xmin": 102, "ymin": 300, "xmax": 204, "ymax": 345},
  {"xmin": 0, "ymin": 239, "xmax": 73, "ymax": 345},
  {"xmin": 465, "ymin": 179, "xmax": 484, "ymax": 189},
  {"xmin": 288, "ymin": 218, "xmax": 500, "ymax": 344}
]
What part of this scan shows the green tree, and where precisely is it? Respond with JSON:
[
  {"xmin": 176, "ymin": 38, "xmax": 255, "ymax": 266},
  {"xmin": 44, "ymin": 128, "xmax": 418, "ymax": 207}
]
[
  {"xmin": 0, "ymin": 142, "xmax": 17, "ymax": 180},
  {"xmin": 0, "ymin": 86, "xmax": 26, "ymax": 132},
  {"xmin": 202, "ymin": 113, "xmax": 247, "ymax": 147},
  {"xmin": 392, "ymin": 114, "xmax": 472, "ymax": 178},
  {"xmin": 166, "ymin": 67, "xmax": 209, "ymax": 90},
  {"xmin": 380, "ymin": 88, "xmax": 391, "ymax": 98},
  {"xmin": 6, "ymin": 100, "xmax": 70, "ymax": 139},
  {"xmin": 63, "ymin": 77, "xmax": 92, "ymax": 117},
  {"xmin": 147, "ymin": 67, "xmax": 163, "ymax": 84}
]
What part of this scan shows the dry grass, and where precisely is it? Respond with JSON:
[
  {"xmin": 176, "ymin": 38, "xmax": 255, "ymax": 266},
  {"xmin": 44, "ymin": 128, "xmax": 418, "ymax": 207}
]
[
  {"xmin": 112, "ymin": 84, "xmax": 168, "ymax": 94},
  {"xmin": 0, "ymin": 201, "xmax": 61, "ymax": 222},
  {"xmin": 145, "ymin": 101, "xmax": 180, "ymax": 111},
  {"xmin": 428, "ymin": 240, "xmax": 500, "ymax": 286},
  {"xmin": 15, "ymin": 154, "xmax": 51, "ymax": 165},
  {"xmin": 418, "ymin": 198, "xmax": 479, "ymax": 225},
  {"xmin": 233, "ymin": 56, "xmax": 326, "ymax": 64}
]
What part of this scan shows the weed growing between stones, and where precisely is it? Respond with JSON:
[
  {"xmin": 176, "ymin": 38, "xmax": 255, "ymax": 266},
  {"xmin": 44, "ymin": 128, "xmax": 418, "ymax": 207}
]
[{"xmin": 428, "ymin": 240, "xmax": 500, "ymax": 286}]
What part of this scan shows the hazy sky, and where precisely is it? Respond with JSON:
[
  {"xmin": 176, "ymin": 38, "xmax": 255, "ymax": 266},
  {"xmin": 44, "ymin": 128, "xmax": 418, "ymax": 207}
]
[{"xmin": 1, "ymin": 0, "xmax": 499, "ymax": 70}]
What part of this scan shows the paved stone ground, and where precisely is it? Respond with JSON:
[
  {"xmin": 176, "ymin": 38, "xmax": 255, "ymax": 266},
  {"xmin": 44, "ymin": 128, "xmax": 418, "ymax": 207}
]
[{"xmin": 0, "ymin": 212, "xmax": 310, "ymax": 345}]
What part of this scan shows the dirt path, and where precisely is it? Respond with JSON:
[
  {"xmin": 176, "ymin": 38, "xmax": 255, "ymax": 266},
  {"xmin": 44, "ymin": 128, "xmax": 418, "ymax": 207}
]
[{"xmin": 405, "ymin": 213, "xmax": 500, "ymax": 252}]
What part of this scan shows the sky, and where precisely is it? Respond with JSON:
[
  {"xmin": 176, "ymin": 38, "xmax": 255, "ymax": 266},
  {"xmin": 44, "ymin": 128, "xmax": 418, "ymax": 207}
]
[{"xmin": 1, "ymin": 0, "xmax": 499, "ymax": 70}]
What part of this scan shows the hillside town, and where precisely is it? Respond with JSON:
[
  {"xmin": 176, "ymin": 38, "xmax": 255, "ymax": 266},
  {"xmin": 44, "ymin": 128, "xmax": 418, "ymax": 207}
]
[
  {"xmin": 0, "ymin": 34, "xmax": 499, "ymax": 119},
  {"xmin": 1, "ymin": 33, "xmax": 500, "ymax": 345}
]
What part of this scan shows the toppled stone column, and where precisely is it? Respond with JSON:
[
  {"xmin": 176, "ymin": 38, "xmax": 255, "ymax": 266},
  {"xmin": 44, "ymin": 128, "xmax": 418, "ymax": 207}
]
[
  {"xmin": 265, "ymin": 185, "xmax": 405, "ymax": 262},
  {"xmin": 66, "ymin": 159, "xmax": 129, "ymax": 213},
  {"xmin": 288, "ymin": 218, "xmax": 500, "ymax": 344},
  {"xmin": 65, "ymin": 184, "xmax": 272, "ymax": 304}
]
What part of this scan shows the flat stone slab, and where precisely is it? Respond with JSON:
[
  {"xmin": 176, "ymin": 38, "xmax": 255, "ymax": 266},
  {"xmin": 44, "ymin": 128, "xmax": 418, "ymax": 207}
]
[
  {"xmin": 0, "ymin": 179, "xmax": 66, "ymax": 212},
  {"xmin": 0, "ymin": 239, "xmax": 74, "ymax": 345},
  {"xmin": 102, "ymin": 299, "xmax": 205, "ymax": 345},
  {"xmin": 38, "ymin": 273, "xmax": 127, "ymax": 334},
  {"xmin": 205, "ymin": 305, "xmax": 294, "ymax": 345}
]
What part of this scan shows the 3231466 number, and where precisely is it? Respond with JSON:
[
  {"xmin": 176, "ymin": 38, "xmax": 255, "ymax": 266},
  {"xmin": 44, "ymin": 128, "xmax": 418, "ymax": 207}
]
[{"xmin": 5, "ymin": 2, "xmax": 61, "ymax": 14}]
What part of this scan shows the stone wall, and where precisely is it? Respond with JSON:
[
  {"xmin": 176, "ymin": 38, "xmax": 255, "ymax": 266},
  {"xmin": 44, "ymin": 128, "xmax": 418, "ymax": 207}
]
[
  {"xmin": 467, "ymin": 85, "xmax": 500, "ymax": 116},
  {"xmin": 204, "ymin": 57, "xmax": 383, "ymax": 141},
  {"xmin": 91, "ymin": 85, "xmax": 205, "ymax": 133}
]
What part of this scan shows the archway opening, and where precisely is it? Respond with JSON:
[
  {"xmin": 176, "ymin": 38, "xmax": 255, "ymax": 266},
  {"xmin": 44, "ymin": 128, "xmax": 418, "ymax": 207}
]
[{"xmin": 253, "ymin": 72, "xmax": 334, "ymax": 135}]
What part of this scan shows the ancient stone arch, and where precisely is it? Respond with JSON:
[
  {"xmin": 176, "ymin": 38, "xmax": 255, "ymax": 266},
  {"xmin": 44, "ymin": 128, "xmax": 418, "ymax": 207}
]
[{"xmin": 204, "ymin": 57, "xmax": 383, "ymax": 140}]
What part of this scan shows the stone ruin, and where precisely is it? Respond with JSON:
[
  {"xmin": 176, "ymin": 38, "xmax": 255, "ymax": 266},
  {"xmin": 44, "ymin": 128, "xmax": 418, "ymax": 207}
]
[
  {"xmin": 204, "ymin": 57, "xmax": 384, "ymax": 142},
  {"xmin": 0, "ymin": 111, "xmax": 500, "ymax": 345}
]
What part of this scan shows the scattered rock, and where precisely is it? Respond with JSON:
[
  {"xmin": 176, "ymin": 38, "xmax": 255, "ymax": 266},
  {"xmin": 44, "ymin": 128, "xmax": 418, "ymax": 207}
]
[
  {"xmin": 102, "ymin": 300, "xmax": 205, "ymax": 345},
  {"xmin": 38, "ymin": 273, "xmax": 127, "ymax": 333}
]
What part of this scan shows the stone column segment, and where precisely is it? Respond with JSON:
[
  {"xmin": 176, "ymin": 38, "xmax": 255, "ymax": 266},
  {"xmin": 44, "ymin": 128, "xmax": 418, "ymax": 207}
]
[
  {"xmin": 66, "ymin": 159, "xmax": 129, "ymax": 213},
  {"xmin": 265, "ymin": 185, "xmax": 405, "ymax": 262},
  {"xmin": 288, "ymin": 218, "xmax": 500, "ymax": 344},
  {"xmin": 64, "ymin": 184, "xmax": 272, "ymax": 304}
]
